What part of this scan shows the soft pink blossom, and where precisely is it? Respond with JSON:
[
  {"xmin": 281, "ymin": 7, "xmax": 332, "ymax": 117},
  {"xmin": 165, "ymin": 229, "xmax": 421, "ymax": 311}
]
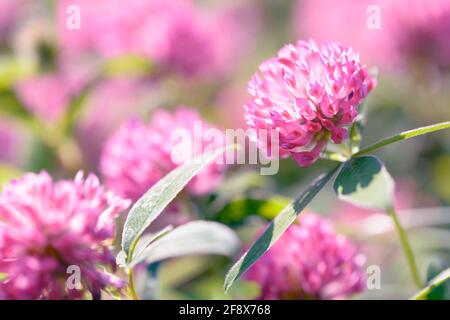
[
  {"xmin": 58, "ymin": 0, "xmax": 191, "ymax": 58},
  {"xmin": 15, "ymin": 74, "xmax": 73, "ymax": 122},
  {"xmin": 215, "ymin": 83, "xmax": 250, "ymax": 130},
  {"xmin": 386, "ymin": 0, "xmax": 450, "ymax": 72},
  {"xmin": 57, "ymin": 0, "xmax": 259, "ymax": 78},
  {"xmin": 76, "ymin": 78, "xmax": 154, "ymax": 167},
  {"xmin": 168, "ymin": 0, "xmax": 261, "ymax": 76},
  {"xmin": 295, "ymin": 0, "xmax": 450, "ymax": 73},
  {"xmin": 100, "ymin": 107, "xmax": 227, "ymax": 202},
  {"xmin": 294, "ymin": 0, "xmax": 390, "ymax": 69},
  {"xmin": 0, "ymin": 122, "xmax": 17, "ymax": 163},
  {"xmin": 0, "ymin": 171, "xmax": 130, "ymax": 299},
  {"xmin": 245, "ymin": 213, "xmax": 366, "ymax": 300},
  {"xmin": 0, "ymin": 120, "xmax": 32, "ymax": 166},
  {"xmin": 0, "ymin": 0, "xmax": 23, "ymax": 41},
  {"xmin": 244, "ymin": 39, "xmax": 375, "ymax": 167}
]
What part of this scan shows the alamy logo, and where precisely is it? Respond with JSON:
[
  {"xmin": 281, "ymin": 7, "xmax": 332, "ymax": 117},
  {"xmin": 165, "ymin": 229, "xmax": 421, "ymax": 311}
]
[
  {"xmin": 366, "ymin": 265, "xmax": 381, "ymax": 290},
  {"xmin": 171, "ymin": 123, "xmax": 280, "ymax": 175},
  {"xmin": 366, "ymin": 5, "xmax": 382, "ymax": 30},
  {"xmin": 66, "ymin": 5, "xmax": 81, "ymax": 30},
  {"xmin": 66, "ymin": 265, "xmax": 82, "ymax": 290}
]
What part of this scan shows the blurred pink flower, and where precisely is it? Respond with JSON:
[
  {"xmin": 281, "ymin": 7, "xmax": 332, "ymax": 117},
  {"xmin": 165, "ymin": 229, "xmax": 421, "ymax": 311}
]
[
  {"xmin": 387, "ymin": 0, "xmax": 450, "ymax": 72},
  {"xmin": 76, "ymin": 78, "xmax": 154, "ymax": 167},
  {"xmin": 58, "ymin": 0, "xmax": 191, "ymax": 58},
  {"xmin": 0, "ymin": 171, "xmax": 130, "ymax": 300},
  {"xmin": 294, "ymin": 0, "xmax": 390, "ymax": 69},
  {"xmin": 178, "ymin": 1, "xmax": 261, "ymax": 77},
  {"xmin": 0, "ymin": 120, "xmax": 32, "ymax": 166},
  {"xmin": 0, "ymin": 122, "xmax": 16, "ymax": 163},
  {"xmin": 295, "ymin": 0, "xmax": 450, "ymax": 73},
  {"xmin": 100, "ymin": 107, "xmax": 227, "ymax": 202},
  {"xmin": 15, "ymin": 74, "xmax": 72, "ymax": 122},
  {"xmin": 58, "ymin": 0, "xmax": 259, "ymax": 78},
  {"xmin": 245, "ymin": 213, "xmax": 366, "ymax": 300},
  {"xmin": 215, "ymin": 83, "xmax": 249, "ymax": 129},
  {"xmin": 245, "ymin": 39, "xmax": 375, "ymax": 167},
  {"xmin": 0, "ymin": 0, "xmax": 23, "ymax": 40}
]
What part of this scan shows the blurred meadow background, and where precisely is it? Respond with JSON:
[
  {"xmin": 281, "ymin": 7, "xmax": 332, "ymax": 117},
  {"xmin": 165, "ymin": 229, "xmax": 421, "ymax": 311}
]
[{"xmin": 0, "ymin": 0, "xmax": 449, "ymax": 300}]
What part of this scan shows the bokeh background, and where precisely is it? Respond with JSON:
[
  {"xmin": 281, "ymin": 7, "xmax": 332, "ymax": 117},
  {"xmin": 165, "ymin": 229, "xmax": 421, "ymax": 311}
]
[{"xmin": 0, "ymin": 0, "xmax": 449, "ymax": 299}]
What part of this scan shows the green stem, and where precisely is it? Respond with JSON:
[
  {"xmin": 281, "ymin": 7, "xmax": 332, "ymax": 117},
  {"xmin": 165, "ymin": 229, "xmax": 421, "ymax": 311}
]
[
  {"xmin": 354, "ymin": 121, "xmax": 450, "ymax": 156},
  {"xmin": 387, "ymin": 206, "xmax": 422, "ymax": 289},
  {"xmin": 320, "ymin": 152, "xmax": 348, "ymax": 163},
  {"xmin": 128, "ymin": 268, "xmax": 139, "ymax": 300}
]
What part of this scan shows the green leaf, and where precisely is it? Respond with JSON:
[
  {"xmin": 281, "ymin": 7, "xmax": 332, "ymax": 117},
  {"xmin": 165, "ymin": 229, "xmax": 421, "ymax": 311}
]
[
  {"xmin": 0, "ymin": 89, "xmax": 33, "ymax": 120},
  {"xmin": 224, "ymin": 166, "xmax": 339, "ymax": 292},
  {"xmin": 104, "ymin": 54, "xmax": 155, "ymax": 77},
  {"xmin": 0, "ymin": 163, "xmax": 22, "ymax": 191},
  {"xmin": 159, "ymin": 256, "xmax": 215, "ymax": 291},
  {"xmin": 122, "ymin": 145, "xmax": 235, "ymax": 260},
  {"xmin": 215, "ymin": 170, "xmax": 266, "ymax": 193},
  {"xmin": 130, "ymin": 221, "xmax": 240, "ymax": 267},
  {"xmin": 62, "ymin": 76, "xmax": 102, "ymax": 135},
  {"xmin": 425, "ymin": 262, "xmax": 450, "ymax": 300},
  {"xmin": 0, "ymin": 57, "xmax": 35, "ymax": 90},
  {"xmin": 215, "ymin": 196, "xmax": 291, "ymax": 224},
  {"xmin": 410, "ymin": 268, "xmax": 450, "ymax": 300},
  {"xmin": 0, "ymin": 272, "xmax": 7, "ymax": 282},
  {"xmin": 116, "ymin": 225, "xmax": 173, "ymax": 268},
  {"xmin": 130, "ymin": 226, "xmax": 174, "ymax": 263},
  {"xmin": 211, "ymin": 170, "xmax": 267, "ymax": 204},
  {"xmin": 355, "ymin": 121, "xmax": 450, "ymax": 156},
  {"xmin": 333, "ymin": 156, "xmax": 394, "ymax": 210}
]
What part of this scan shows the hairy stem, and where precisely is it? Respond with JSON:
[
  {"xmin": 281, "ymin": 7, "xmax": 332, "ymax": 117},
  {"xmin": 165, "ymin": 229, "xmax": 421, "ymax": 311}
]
[
  {"xmin": 128, "ymin": 268, "xmax": 139, "ymax": 300},
  {"xmin": 387, "ymin": 206, "xmax": 422, "ymax": 288},
  {"xmin": 355, "ymin": 121, "xmax": 450, "ymax": 156}
]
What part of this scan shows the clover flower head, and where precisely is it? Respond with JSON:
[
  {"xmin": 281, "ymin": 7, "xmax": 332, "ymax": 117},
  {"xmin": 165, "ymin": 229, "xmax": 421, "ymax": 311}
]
[
  {"xmin": 245, "ymin": 39, "xmax": 375, "ymax": 166},
  {"xmin": 245, "ymin": 213, "xmax": 366, "ymax": 300},
  {"xmin": 0, "ymin": 171, "xmax": 130, "ymax": 299},
  {"xmin": 100, "ymin": 107, "xmax": 226, "ymax": 202}
]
